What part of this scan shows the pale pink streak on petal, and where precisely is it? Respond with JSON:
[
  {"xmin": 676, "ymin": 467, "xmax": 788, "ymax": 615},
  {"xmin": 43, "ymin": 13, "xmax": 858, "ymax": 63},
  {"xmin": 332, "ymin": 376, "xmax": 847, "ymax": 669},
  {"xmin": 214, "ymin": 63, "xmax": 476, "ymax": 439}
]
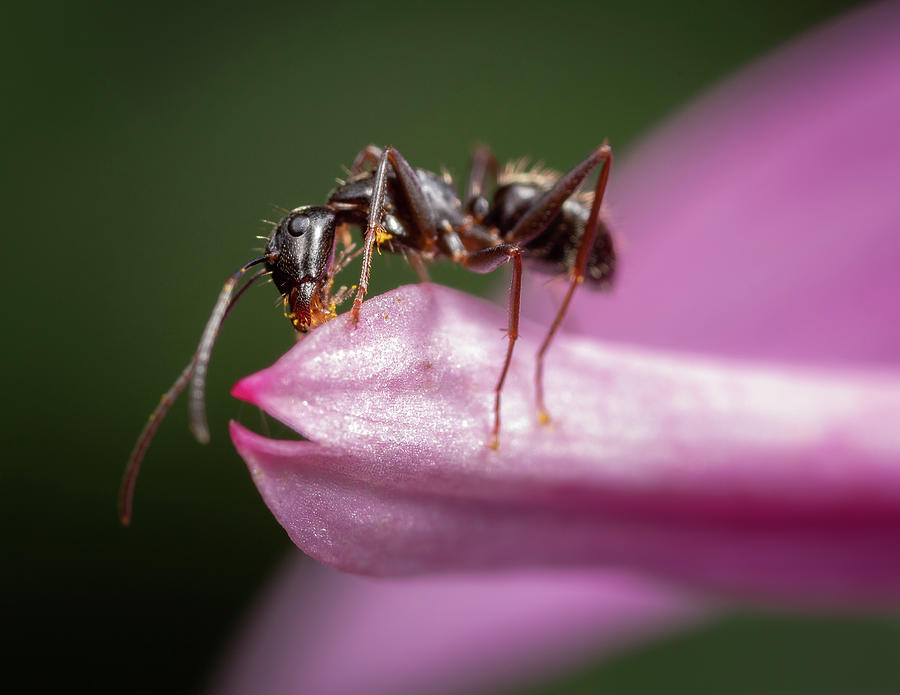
[
  {"xmin": 557, "ymin": 1, "xmax": 900, "ymax": 364},
  {"xmin": 211, "ymin": 559, "xmax": 700, "ymax": 695},
  {"xmin": 233, "ymin": 284, "xmax": 900, "ymax": 603}
]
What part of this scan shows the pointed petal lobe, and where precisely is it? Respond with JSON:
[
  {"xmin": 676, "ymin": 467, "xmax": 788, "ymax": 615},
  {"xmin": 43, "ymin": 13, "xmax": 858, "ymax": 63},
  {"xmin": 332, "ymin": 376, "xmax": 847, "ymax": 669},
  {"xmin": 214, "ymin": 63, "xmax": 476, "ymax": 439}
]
[{"xmin": 233, "ymin": 284, "xmax": 900, "ymax": 603}]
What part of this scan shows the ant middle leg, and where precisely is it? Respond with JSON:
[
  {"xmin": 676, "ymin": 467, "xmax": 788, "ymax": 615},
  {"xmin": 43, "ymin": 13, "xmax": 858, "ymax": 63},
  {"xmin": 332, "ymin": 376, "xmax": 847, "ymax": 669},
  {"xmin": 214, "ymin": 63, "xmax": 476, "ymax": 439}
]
[
  {"xmin": 464, "ymin": 144, "xmax": 500, "ymax": 205},
  {"xmin": 407, "ymin": 253, "xmax": 431, "ymax": 283},
  {"xmin": 463, "ymin": 243, "xmax": 524, "ymax": 450},
  {"xmin": 351, "ymin": 146, "xmax": 439, "ymax": 323}
]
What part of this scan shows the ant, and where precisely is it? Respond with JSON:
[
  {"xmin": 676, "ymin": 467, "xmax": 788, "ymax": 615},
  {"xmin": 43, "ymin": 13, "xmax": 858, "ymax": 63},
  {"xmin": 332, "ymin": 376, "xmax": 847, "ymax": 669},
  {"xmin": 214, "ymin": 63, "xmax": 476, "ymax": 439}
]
[{"xmin": 119, "ymin": 143, "xmax": 616, "ymax": 525}]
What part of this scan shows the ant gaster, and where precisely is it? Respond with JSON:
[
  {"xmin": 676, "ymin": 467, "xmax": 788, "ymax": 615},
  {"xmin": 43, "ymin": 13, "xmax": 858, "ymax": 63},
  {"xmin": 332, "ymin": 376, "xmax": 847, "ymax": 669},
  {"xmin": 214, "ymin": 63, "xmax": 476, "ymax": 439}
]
[{"xmin": 119, "ymin": 143, "xmax": 616, "ymax": 525}]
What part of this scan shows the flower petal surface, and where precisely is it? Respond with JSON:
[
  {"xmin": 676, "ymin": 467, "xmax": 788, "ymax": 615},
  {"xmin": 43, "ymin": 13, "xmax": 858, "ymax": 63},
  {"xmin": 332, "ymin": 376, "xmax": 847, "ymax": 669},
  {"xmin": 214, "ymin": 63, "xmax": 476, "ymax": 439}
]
[
  {"xmin": 219, "ymin": 8, "xmax": 900, "ymax": 695},
  {"xmin": 572, "ymin": 1, "xmax": 900, "ymax": 364},
  {"xmin": 230, "ymin": 3, "xmax": 900, "ymax": 606},
  {"xmin": 212, "ymin": 559, "xmax": 700, "ymax": 695},
  {"xmin": 233, "ymin": 284, "xmax": 900, "ymax": 603}
]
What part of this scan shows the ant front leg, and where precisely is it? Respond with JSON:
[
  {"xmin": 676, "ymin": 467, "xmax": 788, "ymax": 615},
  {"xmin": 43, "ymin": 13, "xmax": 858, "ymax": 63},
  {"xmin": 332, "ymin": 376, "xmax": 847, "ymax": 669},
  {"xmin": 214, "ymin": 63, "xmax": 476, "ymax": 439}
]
[
  {"xmin": 350, "ymin": 146, "xmax": 439, "ymax": 324},
  {"xmin": 504, "ymin": 144, "xmax": 613, "ymax": 424},
  {"xmin": 462, "ymin": 244, "xmax": 524, "ymax": 450},
  {"xmin": 349, "ymin": 145, "xmax": 382, "ymax": 176},
  {"xmin": 350, "ymin": 149, "xmax": 389, "ymax": 324}
]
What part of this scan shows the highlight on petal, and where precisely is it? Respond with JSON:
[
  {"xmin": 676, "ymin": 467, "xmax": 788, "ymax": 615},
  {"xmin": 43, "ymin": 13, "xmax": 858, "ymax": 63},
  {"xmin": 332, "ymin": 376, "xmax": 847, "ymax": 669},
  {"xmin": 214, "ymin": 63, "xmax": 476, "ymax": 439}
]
[
  {"xmin": 233, "ymin": 283, "xmax": 900, "ymax": 604},
  {"xmin": 571, "ymin": 0, "xmax": 900, "ymax": 364},
  {"xmin": 211, "ymin": 559, "xmax": 701, "ymax": 695}
]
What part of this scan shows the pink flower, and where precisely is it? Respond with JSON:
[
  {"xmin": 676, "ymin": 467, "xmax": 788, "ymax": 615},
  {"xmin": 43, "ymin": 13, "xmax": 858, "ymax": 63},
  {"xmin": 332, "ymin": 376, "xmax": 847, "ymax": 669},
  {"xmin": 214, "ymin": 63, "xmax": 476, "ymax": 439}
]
[
  {"xmin": 216, "ymin": 3, "xmax": 900, "ymax": 693},
  {"xmin": 231, "ymin": 282, "xmax": 900, "ymax": 600},
  {"xmin": 211, "ymin": 562, "xmax": 701, "ymax": 695}
]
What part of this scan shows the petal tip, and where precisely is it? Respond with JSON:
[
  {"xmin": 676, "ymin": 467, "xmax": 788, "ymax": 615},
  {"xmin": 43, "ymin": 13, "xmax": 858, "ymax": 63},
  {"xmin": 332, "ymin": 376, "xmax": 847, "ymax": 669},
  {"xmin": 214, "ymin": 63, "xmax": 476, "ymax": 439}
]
[
  {"xmin": 231, "ymin": 371, "xmax": 266, "ymax": 404},
  {"xmin": 228, "ymin": 418, "xmax": 250, "ymax": 447}
]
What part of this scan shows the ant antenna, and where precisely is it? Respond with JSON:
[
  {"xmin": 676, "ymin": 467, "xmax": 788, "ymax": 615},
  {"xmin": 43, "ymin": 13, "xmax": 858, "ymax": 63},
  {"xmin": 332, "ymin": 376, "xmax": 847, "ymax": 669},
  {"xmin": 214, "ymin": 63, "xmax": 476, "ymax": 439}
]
[
  {"xmin": 189, "ymin": 257, "xmax": 269, "ymax": 444},
  {"xmin": 118, "ymin": 261, "xmax": 268, "ymax": 525}
]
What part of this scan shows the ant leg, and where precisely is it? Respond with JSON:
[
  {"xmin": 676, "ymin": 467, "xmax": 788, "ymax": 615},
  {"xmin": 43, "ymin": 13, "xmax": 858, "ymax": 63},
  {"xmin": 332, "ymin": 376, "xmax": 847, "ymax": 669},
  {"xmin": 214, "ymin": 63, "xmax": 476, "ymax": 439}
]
[
  {"xmin": 351, "ymin": 148, "xmax": 390, "ymax": 324},
  {"xmin": 464, "ymin": 144, "xmax": 500, "ymax": 203},
  {"xmin": 350, "ymin": 146, "xmax": 439, "ymax": 323},
  {"xmin": 408, "ymin": 254, "xmax": 431, "ymax": 283},
  {"xmin": 533, "ymin": 145, "xmax": 613, "ymax": 423},
  {"xmin": 507, "ymin": 143, "xmax": 611, "ymax": 247},
  {"xmin": 350, "ymin": 145, "xmax": 383, "ymax": 175},
  {"xmin": 360, "ymin": 146, "xmax": 442, "ymax": 249},
  {"xmin": 463, "ymin": 244, "xmax": 524, "ymax": 449},
  {"xmin": 383, "ymin": 147, "xmax": 438, "ymax": 244}
]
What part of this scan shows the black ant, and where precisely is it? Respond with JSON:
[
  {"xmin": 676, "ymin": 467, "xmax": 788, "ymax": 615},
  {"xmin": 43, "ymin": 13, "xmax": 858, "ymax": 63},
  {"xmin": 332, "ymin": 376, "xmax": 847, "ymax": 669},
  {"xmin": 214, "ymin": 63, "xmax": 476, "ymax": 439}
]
[{"xmin": 119, "ymin": 143, "xmax": 616, "ymax": 525}]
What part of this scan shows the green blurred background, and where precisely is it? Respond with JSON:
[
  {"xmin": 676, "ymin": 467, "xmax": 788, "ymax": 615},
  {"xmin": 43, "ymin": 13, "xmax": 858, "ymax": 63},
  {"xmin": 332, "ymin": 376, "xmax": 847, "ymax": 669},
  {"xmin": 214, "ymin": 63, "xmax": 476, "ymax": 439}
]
[{"xmin": 6, "ymin": 1, "xmax": 898, "ymax": 692}]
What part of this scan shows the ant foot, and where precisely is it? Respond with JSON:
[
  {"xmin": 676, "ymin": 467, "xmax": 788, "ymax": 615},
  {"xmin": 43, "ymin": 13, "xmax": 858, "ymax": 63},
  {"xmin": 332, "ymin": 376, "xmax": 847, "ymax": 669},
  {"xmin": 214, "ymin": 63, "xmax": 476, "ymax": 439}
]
[
  {"xmin": 487, "ymin": 436, "xmax": 500, "ymax": 451},
  {"xmin": 538, "ymin": 409, "xmax": 551, "ymax": 426},
  {"xmin": 349, "ymin": 303, "xmax": 362, "ymax": 328}
]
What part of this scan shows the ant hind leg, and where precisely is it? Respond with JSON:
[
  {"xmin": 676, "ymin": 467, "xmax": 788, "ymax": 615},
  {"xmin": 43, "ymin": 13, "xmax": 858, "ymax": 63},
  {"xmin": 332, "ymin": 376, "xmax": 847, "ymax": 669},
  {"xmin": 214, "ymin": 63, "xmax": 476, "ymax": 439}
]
[
  {"xmin": 533, "ymin": 145, "xmax": 612, "ymax": 423},
  {"xmin": 495, "ymin": 143, "xmax": 613, "ymax": 424}
]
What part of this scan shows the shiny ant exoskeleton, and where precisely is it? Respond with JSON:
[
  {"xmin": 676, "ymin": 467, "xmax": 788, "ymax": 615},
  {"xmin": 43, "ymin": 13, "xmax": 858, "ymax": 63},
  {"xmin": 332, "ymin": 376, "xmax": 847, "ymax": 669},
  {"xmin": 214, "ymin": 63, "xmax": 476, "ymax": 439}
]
[{"xmin": 119, "ymin": 143, "xmax": 616, "ymax": 524}]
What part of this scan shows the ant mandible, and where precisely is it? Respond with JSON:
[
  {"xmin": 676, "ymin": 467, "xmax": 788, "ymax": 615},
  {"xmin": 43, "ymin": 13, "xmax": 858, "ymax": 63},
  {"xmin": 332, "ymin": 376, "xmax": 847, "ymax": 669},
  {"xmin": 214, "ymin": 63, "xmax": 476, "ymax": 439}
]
[{"xmin": 119, "ymin": 143, "xmax": 616, "ymax": 525}]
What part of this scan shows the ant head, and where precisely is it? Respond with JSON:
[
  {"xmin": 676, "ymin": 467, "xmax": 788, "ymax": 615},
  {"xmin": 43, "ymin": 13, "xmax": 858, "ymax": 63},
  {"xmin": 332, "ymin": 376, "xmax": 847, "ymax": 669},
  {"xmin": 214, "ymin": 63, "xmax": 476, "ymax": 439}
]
[{"xmin": 267, "ymin": 205, "xmax": 338, "ymax": 332}]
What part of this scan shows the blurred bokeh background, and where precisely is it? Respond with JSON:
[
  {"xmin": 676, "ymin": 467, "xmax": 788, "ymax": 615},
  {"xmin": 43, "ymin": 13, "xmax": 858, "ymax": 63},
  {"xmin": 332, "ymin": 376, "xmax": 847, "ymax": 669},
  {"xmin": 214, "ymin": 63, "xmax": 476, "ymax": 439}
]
[{"xmin": 5, "ymin": 1, "xmax": 898, "ymax": 692}]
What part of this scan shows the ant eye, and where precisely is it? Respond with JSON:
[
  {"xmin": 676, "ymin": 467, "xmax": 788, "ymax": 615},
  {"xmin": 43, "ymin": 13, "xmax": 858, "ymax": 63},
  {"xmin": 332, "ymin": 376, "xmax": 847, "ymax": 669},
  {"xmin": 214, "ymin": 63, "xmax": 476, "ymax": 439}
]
[{"xmin": 288, "ymin": 214, "xmax": 311, "ymax": 237}]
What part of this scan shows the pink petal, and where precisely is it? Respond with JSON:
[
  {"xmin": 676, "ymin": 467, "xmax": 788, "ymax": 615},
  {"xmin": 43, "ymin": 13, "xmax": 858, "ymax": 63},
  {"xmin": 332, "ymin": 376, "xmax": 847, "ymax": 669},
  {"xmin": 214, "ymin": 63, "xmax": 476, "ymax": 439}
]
[
  {"xmin": 217, "ymin": 8, "xmax": 900, "ymax": 695},
  {"xmin": 567, "ymin": 0, "xmax": 900, "ymax": 364},
  {"xmin": 211, "ymin": 559, "xmax": 701, "ymax": 695},
  {"xmin": 233, "ymin": 283, "xmax": 900, "ymax": 603}
]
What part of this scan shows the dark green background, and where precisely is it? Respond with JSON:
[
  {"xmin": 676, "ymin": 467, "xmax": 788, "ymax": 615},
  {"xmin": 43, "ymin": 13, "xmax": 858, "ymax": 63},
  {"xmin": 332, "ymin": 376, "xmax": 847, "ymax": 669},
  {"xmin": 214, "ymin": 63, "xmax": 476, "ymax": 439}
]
[{"xmin": 6, "ymin": 1, "xmax": 897, "ymax": 693}]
